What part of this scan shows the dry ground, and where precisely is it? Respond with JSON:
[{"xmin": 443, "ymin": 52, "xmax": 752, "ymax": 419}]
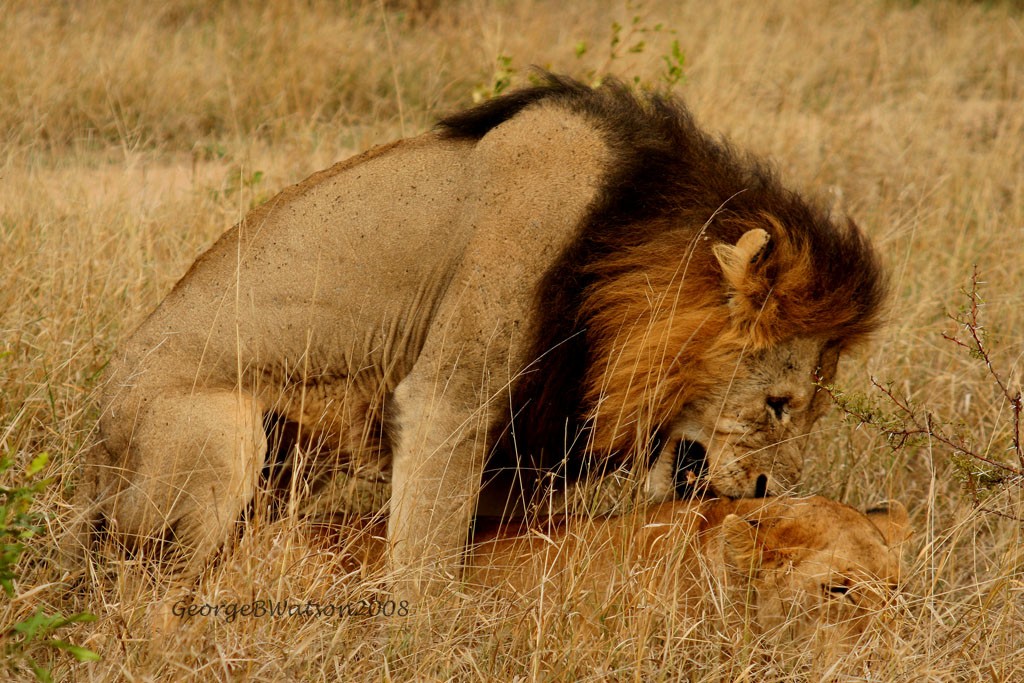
[{"xmin": 2, "ymin": 0, "xmax": 1023, "ymax": 680}]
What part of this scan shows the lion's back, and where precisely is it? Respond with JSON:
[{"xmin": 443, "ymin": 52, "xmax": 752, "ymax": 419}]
[{"xmin": 114, "ymin": 134, "xmax": 477, "ymax": 394}]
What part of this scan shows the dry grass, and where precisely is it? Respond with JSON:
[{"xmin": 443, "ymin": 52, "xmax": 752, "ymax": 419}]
[{"xmin": 2, "ymin": 0, "xmax": 1023, "ymax": 680}]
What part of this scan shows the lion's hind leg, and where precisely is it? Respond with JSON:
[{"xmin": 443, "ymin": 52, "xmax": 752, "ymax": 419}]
[{"xmin": 95, "ymin": 389, "xmax": 267, "ymax": 576}]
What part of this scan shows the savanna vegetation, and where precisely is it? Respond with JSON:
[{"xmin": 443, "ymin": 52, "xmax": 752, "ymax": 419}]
[{"xmin": 1, "ymin": 0, "xmax": 1022, "ymax": 680}]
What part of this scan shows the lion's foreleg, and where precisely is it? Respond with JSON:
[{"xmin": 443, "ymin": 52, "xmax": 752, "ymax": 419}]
[{"xmin": 388, "ymin": 371, "xmax": 492, "ymax": 600}]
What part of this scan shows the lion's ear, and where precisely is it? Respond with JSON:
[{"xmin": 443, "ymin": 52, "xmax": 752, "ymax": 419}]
[
  {"xmin": 722, "ymin": 514, "xmax": 762, "ymax": 578},
  {"xmin": 712, "ymin": 228, "xmax": 771, "ymax": 291},
  {"xmin": 865, "ymin": 501, "xmax": 912, "ymax": 547}
]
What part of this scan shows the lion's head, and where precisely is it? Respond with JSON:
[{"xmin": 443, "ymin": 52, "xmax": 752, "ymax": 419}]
[
  {"xmin": 719, "ymin": 495, "xmax": 910, "ymax": 647},
  {"xmin": 650, "ymin": 335, "xmax": 841, "ymax": 500},
  {"xmin": 579, "ymin": 206, "xmax": 885, "ymax": 500}
]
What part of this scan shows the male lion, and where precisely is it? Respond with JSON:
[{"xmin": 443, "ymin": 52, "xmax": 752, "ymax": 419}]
[
  {"xmin": 469, "ymin": 496, "xmax": 910, "ymax": 649},
  {"xmin": 72, "ymin": 74, "xmax": 885, "ymax": 592}
]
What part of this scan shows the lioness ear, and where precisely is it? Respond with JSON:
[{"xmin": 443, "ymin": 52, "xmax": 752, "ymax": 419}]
[
  {"xmin": 712, "ymin": 228, "xmax": 771, "ymax": 291},
  {"xmin": 722, "ymin": 514, "xmax": 761, "ymax": 577},
  {"xmin": 865, "ymin": 501, "xmax": 912, "ymax": 547}
]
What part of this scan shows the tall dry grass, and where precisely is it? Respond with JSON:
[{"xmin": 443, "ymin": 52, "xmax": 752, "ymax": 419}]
[{"xmin": 1, "ymin": 0, "xmax": 1023, "ymax": 680}]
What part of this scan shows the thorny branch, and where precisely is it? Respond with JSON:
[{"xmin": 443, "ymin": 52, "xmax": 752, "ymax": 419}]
[
  {"xmin": 819, "ymin": 266, "xmax": 1023, "ymax": 518},
  {"xmin": 940, "ymin": 265, "xmax": 1023, "ymax": 471}
]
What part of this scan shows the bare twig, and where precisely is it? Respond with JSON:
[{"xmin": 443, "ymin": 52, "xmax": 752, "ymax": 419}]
[
  {"xmin": 941, "ymin": 266, "xmax": 1023, "ymax": 470},
  {"xmin": 819, "ymin": 266, "xmax": 1023, "ymax": 518}
]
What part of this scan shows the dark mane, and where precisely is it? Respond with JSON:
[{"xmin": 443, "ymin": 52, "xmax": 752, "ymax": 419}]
[
  {"xmin": 437, "ymin": 74, "xmax": 592, "ymax": 140},
  {"xmin": 453, "ymin": 74, "xmax": 887, "ymax": 500}
]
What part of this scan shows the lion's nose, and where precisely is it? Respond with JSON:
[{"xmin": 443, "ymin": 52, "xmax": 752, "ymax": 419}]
[
  {"xmin": 749, "ymin": 460, "xmax": 801, "ymax": 497},
  {"xmin": 754, "ymin": 473, "xmax": 769, "ymax": 498},
  {"xmin": 766, "ymin": 395, "xmax": 790, "ymax": 421}
]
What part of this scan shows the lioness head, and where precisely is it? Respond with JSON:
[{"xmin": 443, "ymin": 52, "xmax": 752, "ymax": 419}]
[
  {"xmin": 468, "ymin": 495, "xmax": 909, "ymax": 652},
  {"xmin": 720, "ymin": 496, "xmax": 910, "ymax": 647}
]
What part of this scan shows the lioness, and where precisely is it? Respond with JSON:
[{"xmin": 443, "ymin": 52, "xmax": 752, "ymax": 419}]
[
  {"xmin": 72, "ymin": 74, "xmax": 885, "ymax": 592},
  {"xmin": 469, "ymin": 496, "xmax": 910, "ymax": 648}
]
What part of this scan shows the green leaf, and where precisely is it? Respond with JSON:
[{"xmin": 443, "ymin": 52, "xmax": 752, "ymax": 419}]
[
  {"xmin": 64, "ymin": 612, "xmax": 98, "ymax": 625},
  {"xmin": 48, "ymin": 640, "xmax": 102, "ymax": 663},
  {"xmin": 27, "ymin": 453, "xmax": 49, "ymax": 476},
  {"xmin": 13, "ymin": 609, "xmax": 66, "ymax": 639},
  {"xmin": 30, "ymin": 661, "xmax": 54, "ymax": 683}
]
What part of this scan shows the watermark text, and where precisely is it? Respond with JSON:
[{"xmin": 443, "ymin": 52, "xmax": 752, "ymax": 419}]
[{"xmin": 171, "ymin": 598, "xmax": 410, "ymax": 622}]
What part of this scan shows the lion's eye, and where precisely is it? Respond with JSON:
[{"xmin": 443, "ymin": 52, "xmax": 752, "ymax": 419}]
[{"xmin": 823, "ymin": 583, "xmax": 851, "ymax": 598}]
